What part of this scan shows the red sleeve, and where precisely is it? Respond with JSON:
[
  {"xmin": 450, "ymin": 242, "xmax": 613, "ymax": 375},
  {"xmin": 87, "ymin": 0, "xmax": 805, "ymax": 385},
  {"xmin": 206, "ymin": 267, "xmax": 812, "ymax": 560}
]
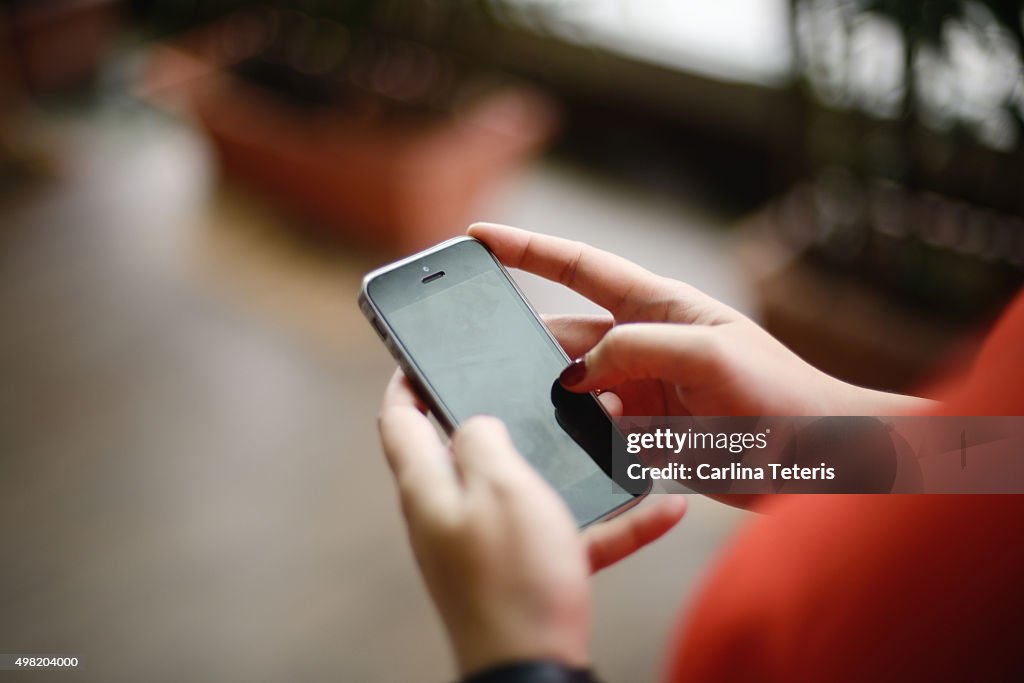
[
  {"xmin": 664, "ymin": 291, "xmax": 1024, "ymax": 683},
  {"xmin": 928, "ymin": 291, "xmax": 1024, "ymax": 416}
]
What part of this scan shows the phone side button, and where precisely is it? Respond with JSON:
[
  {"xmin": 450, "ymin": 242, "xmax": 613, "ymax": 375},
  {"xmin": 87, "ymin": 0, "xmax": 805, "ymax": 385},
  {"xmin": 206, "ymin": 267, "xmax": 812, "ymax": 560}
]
[{"xmin": 370, "ymin": 317, "xmax": 388, "ymax": 341}]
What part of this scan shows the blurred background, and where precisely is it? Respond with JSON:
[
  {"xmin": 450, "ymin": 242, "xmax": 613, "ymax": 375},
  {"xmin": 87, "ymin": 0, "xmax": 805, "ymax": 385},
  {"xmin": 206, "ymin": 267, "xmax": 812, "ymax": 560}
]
[{"xmin": 1, "ymin": 1, "xmax": 1021, "ymax": 681}]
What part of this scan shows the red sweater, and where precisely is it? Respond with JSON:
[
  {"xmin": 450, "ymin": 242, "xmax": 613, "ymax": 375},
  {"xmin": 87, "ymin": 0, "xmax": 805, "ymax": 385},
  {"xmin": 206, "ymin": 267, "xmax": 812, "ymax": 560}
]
[{"xmin": 667, "ymin": 293, "xmax": 1024, "ymax": 682}]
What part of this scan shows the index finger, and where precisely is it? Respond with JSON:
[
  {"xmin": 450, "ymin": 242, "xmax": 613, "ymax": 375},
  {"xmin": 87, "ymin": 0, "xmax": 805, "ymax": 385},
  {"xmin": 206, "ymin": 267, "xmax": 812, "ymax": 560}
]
[{"xmin": 469, "ymin": 222, "xmax": 664, "ymax": 318}]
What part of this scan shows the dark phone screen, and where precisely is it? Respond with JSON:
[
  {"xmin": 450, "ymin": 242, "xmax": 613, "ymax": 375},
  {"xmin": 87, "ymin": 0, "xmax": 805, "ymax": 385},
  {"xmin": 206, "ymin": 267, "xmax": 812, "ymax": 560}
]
[{"xmin": 379, "ymin": 252, "xmax": 636, "ymax": 526}]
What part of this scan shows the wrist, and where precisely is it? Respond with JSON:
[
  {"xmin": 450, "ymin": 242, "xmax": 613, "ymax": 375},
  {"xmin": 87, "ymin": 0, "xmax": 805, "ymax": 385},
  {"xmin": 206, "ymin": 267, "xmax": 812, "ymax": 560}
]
[
  {"xmin": 454, "ymin": 632, "xmax": 589, "ymax": 678},
  {"xmin": 829, "ymin": 378, "xmax": 936, "ymax": 416},
  {"xmin": 451, "ymin": 608, "xmax": 590, "ymax": 677}
]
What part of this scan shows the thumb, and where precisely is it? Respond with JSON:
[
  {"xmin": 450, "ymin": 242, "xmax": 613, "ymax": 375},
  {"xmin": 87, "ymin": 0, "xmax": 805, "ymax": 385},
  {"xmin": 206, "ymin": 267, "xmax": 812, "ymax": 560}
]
[{"xmin": 558, "ymin": 323, "xmax": 717, "ymax": 393}]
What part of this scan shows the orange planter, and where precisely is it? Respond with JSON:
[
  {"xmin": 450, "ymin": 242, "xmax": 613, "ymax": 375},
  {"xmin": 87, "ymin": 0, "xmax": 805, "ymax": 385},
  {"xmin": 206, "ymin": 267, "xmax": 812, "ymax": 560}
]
[
  {"xmin": 7, "ymin": 0, "xmax": 121, "ymax": 95},
  {"xmin": 142, "ymin": 41, "xmax": 559, "ymax": 255}
]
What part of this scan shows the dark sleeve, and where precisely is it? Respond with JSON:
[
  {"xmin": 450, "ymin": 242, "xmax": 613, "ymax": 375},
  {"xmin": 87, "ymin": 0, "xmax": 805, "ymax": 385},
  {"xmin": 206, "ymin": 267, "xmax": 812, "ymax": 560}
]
[{"xmin": 461, "ymin": 661, "xmax": 600, "ymax": 683}]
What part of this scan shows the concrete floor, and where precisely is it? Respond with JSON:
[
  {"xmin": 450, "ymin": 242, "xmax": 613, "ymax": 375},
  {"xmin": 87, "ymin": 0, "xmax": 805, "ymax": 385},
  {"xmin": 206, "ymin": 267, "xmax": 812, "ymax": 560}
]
[{"xmin": 0, "ymin": 104, "xmax": 749, "ymax": 682}]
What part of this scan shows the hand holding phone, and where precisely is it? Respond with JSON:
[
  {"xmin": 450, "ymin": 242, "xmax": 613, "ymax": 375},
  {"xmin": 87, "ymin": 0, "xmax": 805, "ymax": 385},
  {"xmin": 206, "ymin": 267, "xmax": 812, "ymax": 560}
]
[
  {"xmin": 368, "ymin": 226, "xmax": 689, "ymax": 676},
  {"xmin": 465, "ymin": 222, "xmax": 930, "ymax": 418},
  {"xmin": 378, "ymin": 372, "xmax": 687, "ymax": 676}
]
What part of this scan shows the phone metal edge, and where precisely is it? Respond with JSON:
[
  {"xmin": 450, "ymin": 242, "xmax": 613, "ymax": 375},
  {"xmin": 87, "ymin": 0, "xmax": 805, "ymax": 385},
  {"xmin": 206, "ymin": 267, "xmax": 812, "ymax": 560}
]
[{"xmin": 358, "ymin": 236, "xmax": 478, "ymax": 433}]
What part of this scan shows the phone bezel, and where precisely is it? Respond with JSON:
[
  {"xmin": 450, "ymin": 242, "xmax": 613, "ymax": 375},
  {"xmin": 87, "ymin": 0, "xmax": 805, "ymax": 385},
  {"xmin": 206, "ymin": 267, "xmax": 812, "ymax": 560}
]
[{"xmin": 359, "ymin": 235, "xmax": 648, "ymax": 528}]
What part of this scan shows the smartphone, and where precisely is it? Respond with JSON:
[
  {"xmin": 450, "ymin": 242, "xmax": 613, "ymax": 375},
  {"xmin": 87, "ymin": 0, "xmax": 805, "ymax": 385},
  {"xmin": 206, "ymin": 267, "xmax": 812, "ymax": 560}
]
[{"xmin": 359, "ymin": 236, "xmax": 646, "ymax": 527}]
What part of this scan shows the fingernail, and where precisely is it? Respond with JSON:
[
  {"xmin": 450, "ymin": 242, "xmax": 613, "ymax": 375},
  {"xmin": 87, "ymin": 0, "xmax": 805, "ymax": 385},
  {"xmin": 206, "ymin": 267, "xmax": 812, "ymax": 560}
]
[{"xmin": 559, "ymin": 358, "xmax": 588, "ymax": 387}]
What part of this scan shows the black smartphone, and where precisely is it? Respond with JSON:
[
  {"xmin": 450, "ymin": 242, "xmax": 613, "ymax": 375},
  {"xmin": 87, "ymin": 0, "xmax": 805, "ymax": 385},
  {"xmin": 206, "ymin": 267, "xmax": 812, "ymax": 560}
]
[{"xmin": 359, "ymin": 236, "xmax": 646, "ymax": 527}]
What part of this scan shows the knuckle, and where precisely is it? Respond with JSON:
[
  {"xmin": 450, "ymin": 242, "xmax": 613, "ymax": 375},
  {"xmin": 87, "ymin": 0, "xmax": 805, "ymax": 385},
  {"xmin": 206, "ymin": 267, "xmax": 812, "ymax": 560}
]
[
  {"xmin": 590, "ymin": 326, "xmax": 630, "ymax": 375},
  {"xmin": 601, "ymin": 323, "xmax": 644, "ymax": 359},
  {"xmin": 405, "ymin": 500, "xmax": 465, "ymax": 540},
  {"xmin": 599, "ymin": 324, "xmax": 633, "ymax": 353},
  {"xmin": 456, "ymin": 415, "xmax": 507, "ymax": 445},
  {"xmin": 557, "ymin": 241, "xmax": 586, "ymax": 287},
  {"xmin": 684, "ymin": 328, "xmax": 726, "ymax": 374},
  {"xmin": 463, "ymin": 414, "xmax": 503, "ymax": 433},
  {"xmin": 487, "ymin": 475, "xmax": 520, "ymax": 499},
  {"xmin": 691, "ymin": 327, "xmax": 720, "ymax": 358}
]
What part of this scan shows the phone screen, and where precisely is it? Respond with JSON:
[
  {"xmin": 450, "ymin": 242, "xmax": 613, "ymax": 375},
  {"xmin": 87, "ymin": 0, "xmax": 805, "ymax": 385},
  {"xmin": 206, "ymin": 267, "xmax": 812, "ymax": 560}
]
[{"xmin": 368, "ymin": 240, "xmax": 638, "ymax": 526}]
